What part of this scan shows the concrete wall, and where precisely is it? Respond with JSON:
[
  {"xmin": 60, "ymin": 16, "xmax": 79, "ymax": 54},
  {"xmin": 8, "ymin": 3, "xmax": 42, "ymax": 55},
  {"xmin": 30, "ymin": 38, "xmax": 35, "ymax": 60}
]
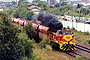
[{"xmin": 60, "ymin": 20, "xmax": 90, "ymax": 33}]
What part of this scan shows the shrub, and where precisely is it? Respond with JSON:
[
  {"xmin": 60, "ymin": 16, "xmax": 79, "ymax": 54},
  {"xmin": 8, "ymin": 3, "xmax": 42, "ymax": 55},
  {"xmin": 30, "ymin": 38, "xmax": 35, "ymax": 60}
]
[
  {"xmin": 76, "ymin": 55, "xmax": 89, "ymax": 60},
  {"xmin": 39, "ymin": 38, "xmax": 50, "ymax": 49},
  {"xmin": 23, "ymin": 23, "xmax": 36, "ymax": 39},
  {"xmin": 18, "ymin": 32, "xmax": 35, "ymax": 60},
  {"xmin": 72, "ymin": 27, "xmax": 75, "ymax": 30},
  {"xmin": 46, "ymin": 45, "xmax": 52, "ymax": 50},
  {"xmin": 0, "ymin": 12, "xmax": 24, "ymax": 60},
  {"xmin": 63, "ymin": 27, "xmax": 67, "ymax": 30},
  {"xmin": 84, "ymin": 32, "xmax": 89, "ymax": 35},
  {"xmin": 67, "ymin": 26, "xmax": 70, "ymax": 29}
]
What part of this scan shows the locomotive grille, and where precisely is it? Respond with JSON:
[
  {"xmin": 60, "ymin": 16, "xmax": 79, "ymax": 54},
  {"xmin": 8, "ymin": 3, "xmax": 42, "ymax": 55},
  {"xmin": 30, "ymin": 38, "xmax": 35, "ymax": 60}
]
[{"xmin": 66, "ymin": 37, "xmax": 70, "ymax": 39}]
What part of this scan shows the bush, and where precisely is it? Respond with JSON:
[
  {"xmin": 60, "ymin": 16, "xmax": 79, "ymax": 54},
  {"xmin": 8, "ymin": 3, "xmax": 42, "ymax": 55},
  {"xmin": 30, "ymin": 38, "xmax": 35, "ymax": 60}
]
[
  {"xmin": 0, "ymin": 12, "xmax": 24, "ymax": 60},
  {"xmin": 67, "ymin": 26, "xmax": 70, "ymax": 29},
  {"xmin": 8, "ymin": 2, "xmax": 34, "ymax": 20},
  {"xmin": 18, "ymin": 32, "xmax": 35, "ymax": 60},
  {"xmin": 63, "ymin": 27, "xmax": 67, "ymax": 30},
  {"xmin": 39, "ymin": 38, "xmax": 50, "ymax": 49},
  {"xmin": 23, "ymin": 23, "xmax": 36, "ymax": 39},
  {"xmin": 84, "ymin": 32, "xmax": 89, "ymax": 35},
  {"xmin": 18, "ymin": 32, "xmax": 42, "ymax": 60},
  {"xmin": 46, "ymin": 45, "xmax": 52, "ymax": 50},
  {"xmin": 72, "ymin": 27, "xmax": 75, "ymax": 30},
  {"xmin": 76, "ymin": 55, "xmax": 89, "ymax": 60}
]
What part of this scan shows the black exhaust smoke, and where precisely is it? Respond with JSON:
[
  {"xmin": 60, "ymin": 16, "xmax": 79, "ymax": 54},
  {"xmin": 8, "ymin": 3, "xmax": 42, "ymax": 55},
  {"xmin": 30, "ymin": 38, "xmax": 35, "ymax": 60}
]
[{"xmin": 37, "ymin": 12, "xmax": 63, "ymax": 32}]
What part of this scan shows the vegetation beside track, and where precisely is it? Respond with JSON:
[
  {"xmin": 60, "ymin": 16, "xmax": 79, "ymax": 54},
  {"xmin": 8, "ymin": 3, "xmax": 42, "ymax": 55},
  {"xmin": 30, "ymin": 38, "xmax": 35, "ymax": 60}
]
[
  {"xmin": 76, "ymin": 55, "xmax": 89, "ymax": 60},
  {"xmin": 72, "ymin": 30, "xmax": 90, "ymax": 45},
  {"xmin": 34, "ymin": 43, "xmax": 70, "ymax": 60}
]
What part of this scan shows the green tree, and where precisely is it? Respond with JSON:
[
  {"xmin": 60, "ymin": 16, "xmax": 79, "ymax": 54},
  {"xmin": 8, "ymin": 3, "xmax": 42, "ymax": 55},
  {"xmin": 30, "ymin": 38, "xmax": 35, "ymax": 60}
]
[
  {"xmin": 37, "ymin": 1, "xmax": 47, "ymax": 10},
  {"xmin": 60, "ymin": 2, "xmax": 67, "ymax": 6},
  {"xmin": 81, "ymin": 8, "xmax": 90, "ymax": 15},
  {"xmin": 54, "ymin": 3, "xmax": 60, "ymax": 7},
  {"xmin": 0, "ymin": 12, "xmax": 37, "ymax": 60},
  {"xmin": 16, "ymin": 2, "xmax": 34, "ymax": 20},
  {"xmin": 76, "ymin": 55, "xmax": 89, "ymax": 60},
  {"xmin": 39, "ymin": 38, "xmax": 50, "ymax": 49},
  {"xmin": 18, "ymin": 0, "xmax": 25, "ymax": 6},
  {"xmin": 8, "ymin": 2, "xmax": 34, "ymax": 20},
  {"xmin": 12, "ymin": 1, "xmax": 16, "ymax": 5},
  {"xmin": 33, "ymin": 0, "xmax": 40, "ymax": 3},
  {"xmin": 77, "ymin": 3, "xmax": 81, "ymax": 9},
  {"xmin": 0, "ymin": 12, "xmax": 25, "ymax": 60},
  {"xmin": 8, "ymin": 8, "xmax": 16, "ymax": 17},
  {"xmin": 18, "ymin": 32, "xmax": 35, "ymax": 60},
  {"xmin": 23, "ymin": 23, "xmax": 36, "ymax": 39}
]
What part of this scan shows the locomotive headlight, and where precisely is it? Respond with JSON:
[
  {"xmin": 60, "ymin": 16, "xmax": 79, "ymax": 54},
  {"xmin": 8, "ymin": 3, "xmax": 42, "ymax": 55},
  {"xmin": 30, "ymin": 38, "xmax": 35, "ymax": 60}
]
[
  {"xmin": 71, "ymin": 41, "xmax": 72, "ymax": 44},
  {"xmin": 64, "ymin": 42, "xmax": 65, "ymax": 44}
]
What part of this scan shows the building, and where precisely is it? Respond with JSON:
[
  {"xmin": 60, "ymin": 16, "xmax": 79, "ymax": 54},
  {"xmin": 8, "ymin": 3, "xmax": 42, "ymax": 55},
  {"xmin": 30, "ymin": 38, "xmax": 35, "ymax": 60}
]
[
  {"xmin": 56, "ymin": 0, "xmax": 60, "ymax": 3},
  {"xmin": 0, "ymin": 8, "xmax": 3, "ymax": 11},
  {"xmin": 27, "ymin": 4, "xmax": 41, "ymax": 14},
  {"xmin": 59, "ymin": 0, "xmax": 64, "ymax": 3},
  {"xmin": 47, "ymin": 0, "xmax": 56, "ymax": 5},
  {"xmin": 29, "ymin": 0, "xmax": 33, "ymax": 3},
  {"xmin": 16, "ymin": 0, "xmax": 19, "ymax": 5}
]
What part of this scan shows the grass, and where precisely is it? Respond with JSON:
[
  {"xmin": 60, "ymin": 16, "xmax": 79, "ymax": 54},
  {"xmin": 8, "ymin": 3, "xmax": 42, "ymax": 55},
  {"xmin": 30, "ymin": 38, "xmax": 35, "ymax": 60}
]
[
  {"xmin": 34, "ymin": 43, "xmax": 71, "ymax": 60},
  {"xmin": 76, "ymin": 55, "xmax": 89, "ymax": 60},
  {"xmin": 72, "ymin": 30, "xmax": 90, "ymax": 45}
]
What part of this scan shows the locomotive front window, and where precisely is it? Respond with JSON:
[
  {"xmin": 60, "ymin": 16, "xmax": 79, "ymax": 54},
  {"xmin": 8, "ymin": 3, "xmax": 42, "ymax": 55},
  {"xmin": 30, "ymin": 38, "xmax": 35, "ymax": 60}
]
[{"xmin": 61, "ymin": 32, "xmax": 72, "ymax": 35}]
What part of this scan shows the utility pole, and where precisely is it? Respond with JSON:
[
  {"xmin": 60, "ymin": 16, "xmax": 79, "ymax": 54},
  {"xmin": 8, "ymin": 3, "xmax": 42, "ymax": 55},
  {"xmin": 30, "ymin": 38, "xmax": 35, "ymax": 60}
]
[
  {"xmin": 79, "ymin": 8, "xmax": 81, "ymax": 21},
  {"xmin": 77, "ymin": 3, "xmax": 81, "ymax": 21}
]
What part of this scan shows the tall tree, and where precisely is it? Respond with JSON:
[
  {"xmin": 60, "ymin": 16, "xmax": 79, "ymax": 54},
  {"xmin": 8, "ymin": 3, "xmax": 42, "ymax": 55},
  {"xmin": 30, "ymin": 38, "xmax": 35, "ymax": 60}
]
[
  {"xmin": 0, "ymin": 12, "xmax": 25, "ymax": 60},
  {"xmin": 0, "ymin": 12, "xmax": 35, "ymax": 60},
  {"xmin": 17, "ymin": 2, "xmax": 34, "ymax": 20},
  {"xmin": 8, "ymin": 2, "xmax": 34, "ymax": 20},
  {"xmin": 33, "ymin": 0, "xmax": 40, "ymax": 3},
  {"xmin": 23, "ymin": 23, "xmax": 36, "ymax": 39},
  {"xmin": 18, "ymin": 0, "xmax": 25, "ymax": 6},
  {"xmin": 37, "ymin": 1, "xmax": 47, "ymax": 10}
]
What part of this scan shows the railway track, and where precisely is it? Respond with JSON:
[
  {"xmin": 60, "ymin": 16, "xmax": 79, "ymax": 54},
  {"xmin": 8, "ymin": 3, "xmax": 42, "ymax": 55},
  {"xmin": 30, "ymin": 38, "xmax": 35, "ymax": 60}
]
[
  {"xmin": 66, "ymin": 51, "xmax": 81, "ymax": 58},
  {"xmin": 66, "ymin": 43, "xmax": 90, "ymax": 60},
  {"xmin": 66, "ymin": 50, "xmax": 90, "ymax": 60},
  {"xmin": 76, "ymin": 44, "xmax": 90, "ymax": 53}
]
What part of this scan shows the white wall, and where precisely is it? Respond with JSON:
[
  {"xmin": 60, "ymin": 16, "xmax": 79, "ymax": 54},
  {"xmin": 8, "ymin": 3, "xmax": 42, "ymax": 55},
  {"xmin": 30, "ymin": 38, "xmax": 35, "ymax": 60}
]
[
  {"xmin": 0, "ymin": 9, "xmax": 3, "ymax": 11},
  {"xmin": 60, "ymin": 20, "xmax": 90, "ymax": 33}
]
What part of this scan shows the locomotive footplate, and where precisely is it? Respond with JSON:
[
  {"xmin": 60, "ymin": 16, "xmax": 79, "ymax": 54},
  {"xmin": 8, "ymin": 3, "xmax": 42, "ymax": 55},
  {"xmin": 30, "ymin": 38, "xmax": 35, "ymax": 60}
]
[{"xmin": 61, "ymin": 42, "xmax": 76, "ymax": 51}]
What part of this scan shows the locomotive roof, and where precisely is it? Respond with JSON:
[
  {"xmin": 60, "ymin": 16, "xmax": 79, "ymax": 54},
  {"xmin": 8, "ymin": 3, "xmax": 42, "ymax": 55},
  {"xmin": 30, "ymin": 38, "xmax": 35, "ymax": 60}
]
[{"xmin": 61, "ymin": 30, "xmax": 72, "ymax": 32}]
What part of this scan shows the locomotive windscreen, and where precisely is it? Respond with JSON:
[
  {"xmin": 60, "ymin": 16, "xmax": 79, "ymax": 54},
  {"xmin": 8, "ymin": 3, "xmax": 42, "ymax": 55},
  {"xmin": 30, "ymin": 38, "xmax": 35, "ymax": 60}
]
[{"xmin": 37, "ymin": 12, "xmax": 63, "ymax": 32}]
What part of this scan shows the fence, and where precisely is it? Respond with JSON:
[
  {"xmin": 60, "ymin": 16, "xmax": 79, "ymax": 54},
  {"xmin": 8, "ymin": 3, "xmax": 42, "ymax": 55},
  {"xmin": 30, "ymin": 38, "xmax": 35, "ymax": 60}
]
[{"xmin": 60, "ymin": 20, "xmax": 90, "ymax": 33}]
